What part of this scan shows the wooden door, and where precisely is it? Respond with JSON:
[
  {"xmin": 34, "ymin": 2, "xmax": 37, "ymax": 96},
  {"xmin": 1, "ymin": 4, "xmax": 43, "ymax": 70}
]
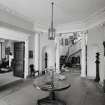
[{"xmin": 13, "ymin": 42, "xmax": 25, "ymax": 78}]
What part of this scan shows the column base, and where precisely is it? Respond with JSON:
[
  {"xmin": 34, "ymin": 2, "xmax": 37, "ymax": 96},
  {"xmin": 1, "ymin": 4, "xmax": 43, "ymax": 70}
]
[{"xmin": 81, "ymin": 74, "xmax": 86, "ymax": 78}]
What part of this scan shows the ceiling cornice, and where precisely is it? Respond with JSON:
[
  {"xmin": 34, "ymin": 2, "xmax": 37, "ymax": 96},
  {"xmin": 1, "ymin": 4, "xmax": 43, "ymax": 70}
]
[
  {"xmin": 0, "ymin": 3, "xmax": 35, "ymax": 35},
  {"xmin": 34, "ymin": 23, "xmax": 48, "ymax": 33},
  {"xmin": 56, "ymin": 6, "xmax": 105, "ymax": 33},
  {"xmin": 0, "ymin": 3, "xmax": 33, "ymax": 23},
  {"xmin": 0, "ymin": 2, "xmax": 105, "ymax": 33},
  {"xmin": 35, "ymin": 6, "xmax": 105, "ymax": 33},
  {"xmin": 83, "ymin": 6, "xmax": 105, "ymax": 30},
  {"xmin": 56, "ymin": 21, "xmax": 85, "ymax": 33},
  {"xmin": 0, "ymin": 21, "xmax": 35, "ymax": 35},
  {"xmin": 34, "ymin": 6, "xmax": 105, "ymax": 33}
]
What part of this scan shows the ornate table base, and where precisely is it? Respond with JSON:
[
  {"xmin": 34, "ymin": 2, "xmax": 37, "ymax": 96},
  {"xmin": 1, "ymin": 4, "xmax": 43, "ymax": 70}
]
[{"xmin": 37, "ymin": 91, "xmax": 66, "ymax": 105}]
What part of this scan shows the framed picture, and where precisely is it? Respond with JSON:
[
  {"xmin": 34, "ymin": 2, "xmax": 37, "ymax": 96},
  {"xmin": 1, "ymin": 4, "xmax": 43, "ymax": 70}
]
[
  {"xmin": 65, "ymin": 38, "xmax": 69, "ymax": 45},
  {"xmin": 29, "ymin": 50, "xmax": 33, "ymax": 58}
]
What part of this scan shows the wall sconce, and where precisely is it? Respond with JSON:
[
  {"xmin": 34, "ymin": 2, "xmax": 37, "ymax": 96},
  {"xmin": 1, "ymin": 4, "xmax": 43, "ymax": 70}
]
[{"xmin": 103, "ymin": 41, "xmax": 105, "ymax": 56}]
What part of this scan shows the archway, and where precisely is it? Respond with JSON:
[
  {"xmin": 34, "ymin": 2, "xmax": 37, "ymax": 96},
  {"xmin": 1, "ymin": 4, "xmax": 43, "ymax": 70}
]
[{"xmin": 41, "ymin": 45, "xmax": 56, "ymax": 73}]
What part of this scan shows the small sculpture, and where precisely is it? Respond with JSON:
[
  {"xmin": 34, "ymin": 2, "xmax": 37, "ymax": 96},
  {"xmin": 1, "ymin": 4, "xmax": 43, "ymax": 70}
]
[
  {"xmin": 103, "ymin": 41, "xmax": 105, "ymax": 56},
  {"xmin": 95, "ymin": 52, "xmax": 100, "ymax": 82}
]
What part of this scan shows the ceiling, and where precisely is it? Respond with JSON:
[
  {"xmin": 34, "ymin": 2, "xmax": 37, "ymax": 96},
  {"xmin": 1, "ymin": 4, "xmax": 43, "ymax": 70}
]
[{"xmin": 0, "ymin": 0, "xmax": 105, "ymax": 28}]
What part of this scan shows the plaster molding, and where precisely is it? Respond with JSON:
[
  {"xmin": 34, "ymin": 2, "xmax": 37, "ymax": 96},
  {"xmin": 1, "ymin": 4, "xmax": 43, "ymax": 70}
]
[
  {"xmin": 1, "ymin": 2, "xmax": 105, "ymax": 33},
  {"xmin": 35, "ymin": 28, "xmax": 48, "ymax": 33},
  {"xmin": 35, "ymin": 30, "xmax": 48, "ymax": 36},
  {"xmin": 0, "ymin": 3, "xmax": 35, "ymax": 35},
  {"xmin": 0, "ymin": 3, "xmax": 33, "ymax": 23},
  {"xmin": 83, "ymin": 6, "xmax": 105, "ymax": 30},
  {"xmin": 54, "ymin": 6, "xmax": 105, "ymax": 33},
  {"xmin": 34, "ymin": 23, "xmax": 48, "ymax": 33},
  {"xmin": 0, "ymin": 27, "xmax": 29, "ymax": 41},
  {"xmin": 0, "ymin": 21, "xmax": 35, "ymax": 35},
  {"xmin": 56, "ymin": 21, "xmax": 85, "ymax": 33}
]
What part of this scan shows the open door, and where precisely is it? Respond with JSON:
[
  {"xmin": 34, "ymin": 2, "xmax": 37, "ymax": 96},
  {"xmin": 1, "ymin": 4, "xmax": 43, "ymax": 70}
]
[{"xmin": 13, "ymin": 42, "xmax": 25, "ymax": 78}]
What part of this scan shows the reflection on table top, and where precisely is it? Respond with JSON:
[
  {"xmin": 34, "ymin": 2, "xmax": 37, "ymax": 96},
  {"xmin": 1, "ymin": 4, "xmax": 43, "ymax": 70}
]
[{"xmin": 33, "ymin": 74, "xmax": 71, "ymax": 92}]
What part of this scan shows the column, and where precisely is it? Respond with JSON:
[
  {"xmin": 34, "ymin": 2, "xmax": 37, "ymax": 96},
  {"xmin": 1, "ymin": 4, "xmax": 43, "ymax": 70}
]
[
  {"xmin": 35, "ymin": 33, "xmax": 40, "ymax": 72},
  {"xmin": 55, "ymin": 36, "xmax": 60, "ymax": 73},
  {"xmin": 80, "ymin": 31, "xmax": 87, "ymax": 77},
  {"xmin": 24, "ymin": 39, "xmax": 29, "ymax": 79}
]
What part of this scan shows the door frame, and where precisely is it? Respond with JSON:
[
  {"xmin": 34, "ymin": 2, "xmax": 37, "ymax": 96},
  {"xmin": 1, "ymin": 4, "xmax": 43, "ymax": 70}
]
[{"xmin": 0, "ymin": 27, "xmax": 29, "ymax": 79}]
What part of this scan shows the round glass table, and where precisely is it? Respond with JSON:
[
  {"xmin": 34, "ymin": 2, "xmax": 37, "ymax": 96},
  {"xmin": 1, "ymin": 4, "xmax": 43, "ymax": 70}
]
[{"xmin": 33, "ymin": 75, "xmax": 71, "ymax": 105}]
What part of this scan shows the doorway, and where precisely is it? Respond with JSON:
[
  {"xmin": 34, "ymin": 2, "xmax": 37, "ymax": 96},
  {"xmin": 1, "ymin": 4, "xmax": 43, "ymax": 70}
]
[
  {"xmin": 0, "ymin": 38, "xmax": 25, "ymax": 87},
  {"xmin": 45, "ymin": 52, "xmax": 48, "ymax": 69},
  {"xmin": 13, "ymin": 42, "xmax": 25, "ymax": 78}
]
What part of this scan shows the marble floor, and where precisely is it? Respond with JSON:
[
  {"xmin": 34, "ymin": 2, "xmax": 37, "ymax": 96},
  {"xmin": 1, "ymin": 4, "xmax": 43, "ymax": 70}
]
[
  {"xmin": 0, "ymin": 72, "xmax": 21, "ymax": 87},
  {"xmin": 0, "ymin": 72, "xmax": 104, "ymax": 105}
]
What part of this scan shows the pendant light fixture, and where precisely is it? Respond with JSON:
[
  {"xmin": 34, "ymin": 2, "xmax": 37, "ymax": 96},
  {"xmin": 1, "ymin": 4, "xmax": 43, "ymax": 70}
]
[{"xmin": 48, "ymin": 2, "xmax": 56, "ymax": 40}]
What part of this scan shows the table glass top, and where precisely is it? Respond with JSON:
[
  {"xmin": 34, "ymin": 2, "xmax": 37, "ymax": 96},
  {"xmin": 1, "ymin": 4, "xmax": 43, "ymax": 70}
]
[{"xmin": 33, "ymin": 72, "xmax": 71, "ymax": 91}]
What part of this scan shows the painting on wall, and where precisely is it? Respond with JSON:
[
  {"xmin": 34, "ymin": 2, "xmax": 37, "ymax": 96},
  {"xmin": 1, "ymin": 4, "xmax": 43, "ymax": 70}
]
[
  {"xmin": 65, "ymin": 39, "xmax": 69, "ymax": 46},
  {"xmin": 29, "ymin": 50, "xmax": 33, "ymax": 59}
]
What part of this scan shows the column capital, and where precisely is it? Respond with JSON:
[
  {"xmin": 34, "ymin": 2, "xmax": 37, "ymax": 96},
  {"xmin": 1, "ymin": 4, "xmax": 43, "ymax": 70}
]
[
  {"xmin": 78, "ymin": 30, "xmax": 88, "ymax": 35},
  {"xmin": 35, "ymin": 31, "xmax": 43, "ymax": 35}
]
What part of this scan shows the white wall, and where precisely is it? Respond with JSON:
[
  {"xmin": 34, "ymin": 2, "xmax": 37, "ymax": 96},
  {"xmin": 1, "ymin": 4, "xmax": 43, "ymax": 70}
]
[
  {"xmin": 28, "ymin": 35, "xmax": 36, "ymax": 76},
  {"xmin": 87, "ymin": 24, "xmax": 105, "ymax": 82},
  {"xmin": 28, "ymin": 35, "xmax": 35, "ymax": 65}
]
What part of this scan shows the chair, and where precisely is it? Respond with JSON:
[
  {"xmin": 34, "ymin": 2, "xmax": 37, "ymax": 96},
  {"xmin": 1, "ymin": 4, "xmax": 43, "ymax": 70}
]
[{"xmin": 29, "ymin": 64, "xmax": 39, "ymax": 77}]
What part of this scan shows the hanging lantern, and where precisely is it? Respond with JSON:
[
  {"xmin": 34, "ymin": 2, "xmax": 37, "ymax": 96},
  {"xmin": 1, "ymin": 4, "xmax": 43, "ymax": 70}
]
[{"xmin": 48, "ymin": 2, "xmax": 56, "ymax": 40}]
